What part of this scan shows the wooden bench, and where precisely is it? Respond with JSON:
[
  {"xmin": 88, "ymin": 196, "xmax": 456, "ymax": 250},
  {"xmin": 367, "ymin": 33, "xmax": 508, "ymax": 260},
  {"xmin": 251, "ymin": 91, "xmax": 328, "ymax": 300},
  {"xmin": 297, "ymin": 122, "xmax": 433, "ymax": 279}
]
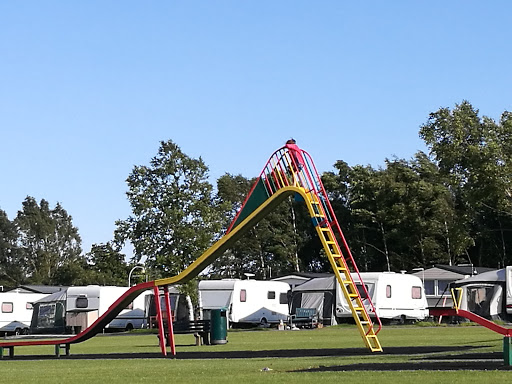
[
  {"xmin": 291, "ymin": 308, "xmax": 318, "ymax": 328},
  {"xmin": 156, "ymin": 320, "xmax": 211, "ymax": 346}
]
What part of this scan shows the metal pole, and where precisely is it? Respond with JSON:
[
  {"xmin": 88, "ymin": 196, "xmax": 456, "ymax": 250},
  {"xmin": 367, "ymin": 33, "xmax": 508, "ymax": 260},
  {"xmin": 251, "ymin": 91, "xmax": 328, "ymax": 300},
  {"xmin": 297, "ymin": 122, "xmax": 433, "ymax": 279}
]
[
  {"xmin": 504, "ymin": 337, "xmax": 512, "ymax": 366},
  {"xmin": 153, "ymin": 286, "xmax": 167, "ymax": 357},
  {"xmin": 163, "ymin": 286, "xmax": 176, "ymax": 356}
]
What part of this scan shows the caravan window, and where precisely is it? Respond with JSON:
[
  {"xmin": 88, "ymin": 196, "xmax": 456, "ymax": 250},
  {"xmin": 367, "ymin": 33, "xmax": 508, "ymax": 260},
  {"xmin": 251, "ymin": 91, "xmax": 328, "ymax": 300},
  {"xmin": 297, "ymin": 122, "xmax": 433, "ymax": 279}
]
[
  {"xmin": 76, "ymin": 297, "xmax": 88, "ymax": 308},
  {"xmin": 26, "ymin": 302, "xmax": 34, "ymax": 310},
  {"xmin": 356, "ymin": 283, "xmax": 374, "ymax": 299},
  {"xmin": 424, "ymin": 280, "xmax": 435, "ymax": 295},
  {"xmin": 437, "ymin": 280, "xmax": 451, "ymax": 296},
  {"xmin": 279, "ymin": 292, "xmax": 288, "ymax": 304},
  {"xmin": 411, "ymin": 286, "xmax": 422, "ymax": 299},
  {"xmin": 386, "ymin": 285, "xmax": 392, "ymax": 298},
  {"xmin": 38, "ymin": 303, "xmax": 57, "ymax": 327},
  {"xmin": 240, "ymin": 289, "xmax": 247, "ymax": 302},
  {"xmin": 267, "ymin": 291, "xmax": 276, "ymax": 300},
  {"xmin": 2, "ymin": 302, "xmax": 13, "ymax": 313}
]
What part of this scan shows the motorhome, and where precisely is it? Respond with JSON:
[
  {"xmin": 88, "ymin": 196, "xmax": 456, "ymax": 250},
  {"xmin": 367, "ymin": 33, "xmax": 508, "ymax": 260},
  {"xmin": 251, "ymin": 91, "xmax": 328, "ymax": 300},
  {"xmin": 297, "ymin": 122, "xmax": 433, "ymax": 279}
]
[
  {"xmin": 291, "ymin": 272, "xmax": 429, "ymax": 324},
  {"xmin": 30, "ymin": 285, "xmax": 152, "ymax": 334},
  {"xmin": 198, "ymin": 279, "xmax": 290, "ymax": 326},
  {"xmin": 0, "ymin": 290, "xmax": 48, "ymax": 335}
]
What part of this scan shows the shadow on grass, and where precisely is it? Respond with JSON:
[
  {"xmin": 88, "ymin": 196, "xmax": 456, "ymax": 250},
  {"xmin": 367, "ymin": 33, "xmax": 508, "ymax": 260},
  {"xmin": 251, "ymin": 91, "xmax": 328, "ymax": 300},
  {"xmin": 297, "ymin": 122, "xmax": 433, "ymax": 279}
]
[
  {"xmin": 294, "ymin": 348, "xmax": 512, "ymax": 371},
  {"xmin": 1, "ymin": 345, "xmax": 491, "ymax": 362},
  {"xmin": 295, "ymin": 360, "xmax": 512, "ymax": 371}
]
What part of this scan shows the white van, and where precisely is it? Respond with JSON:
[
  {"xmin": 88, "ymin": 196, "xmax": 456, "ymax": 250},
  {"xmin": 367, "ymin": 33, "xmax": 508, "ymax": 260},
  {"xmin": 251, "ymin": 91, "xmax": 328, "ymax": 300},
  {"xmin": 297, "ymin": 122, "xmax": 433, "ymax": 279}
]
[
  {"xmin": 198, "ymin": 279, "xmax": 290, "ymax": 326},
  {"xmin": 336, "ymin": 272, "xmax": 429, "ymax": 322},
  {"xmin": 0, "ymin": 290, "xmax": 48, "ymax": 335}
]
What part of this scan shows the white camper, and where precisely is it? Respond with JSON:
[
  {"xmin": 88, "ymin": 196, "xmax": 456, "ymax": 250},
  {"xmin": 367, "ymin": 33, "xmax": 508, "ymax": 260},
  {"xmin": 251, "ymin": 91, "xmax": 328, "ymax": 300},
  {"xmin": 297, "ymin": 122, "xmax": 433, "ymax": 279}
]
[
  {"xmin": 198, "ymin": 279, "xmax": 290, "ymax": 326},
  {"xmin": 337, "ymin": 272, "xmax": 429, "ymax": 322},
  {"xmin": 65, "ymin": 285, "xmax": 152, "ymax": 332},
  {"xmin": 0, "ymin": 290, "xmax": 48, "ymax": 335},
  {"xmin": 292, "ymin": 272, "xmax": 428, "ymax": 324}
]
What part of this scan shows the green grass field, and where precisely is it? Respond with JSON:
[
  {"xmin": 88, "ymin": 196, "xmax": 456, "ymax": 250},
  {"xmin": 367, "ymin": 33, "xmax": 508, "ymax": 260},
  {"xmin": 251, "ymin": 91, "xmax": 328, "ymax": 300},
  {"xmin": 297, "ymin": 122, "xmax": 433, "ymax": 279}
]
[{"xmin": 0, "ymin": 325, "xmax": 509, "ymax": 384}]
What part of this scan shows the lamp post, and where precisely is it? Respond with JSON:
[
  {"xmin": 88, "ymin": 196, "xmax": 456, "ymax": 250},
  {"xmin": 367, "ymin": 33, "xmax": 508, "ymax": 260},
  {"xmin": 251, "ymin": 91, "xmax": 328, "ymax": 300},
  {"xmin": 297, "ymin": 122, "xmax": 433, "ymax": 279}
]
[{"xmin": 128, "ymin": 265, "xmax": 145, "ymax": 287}]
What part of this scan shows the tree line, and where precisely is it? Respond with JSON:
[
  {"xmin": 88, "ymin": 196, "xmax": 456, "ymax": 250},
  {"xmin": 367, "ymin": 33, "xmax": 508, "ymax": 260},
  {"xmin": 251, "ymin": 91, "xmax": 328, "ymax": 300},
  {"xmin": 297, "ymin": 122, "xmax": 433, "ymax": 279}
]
[{"xmin": 1, "ymin": 101, "xmax": 511, "ymax": 289}]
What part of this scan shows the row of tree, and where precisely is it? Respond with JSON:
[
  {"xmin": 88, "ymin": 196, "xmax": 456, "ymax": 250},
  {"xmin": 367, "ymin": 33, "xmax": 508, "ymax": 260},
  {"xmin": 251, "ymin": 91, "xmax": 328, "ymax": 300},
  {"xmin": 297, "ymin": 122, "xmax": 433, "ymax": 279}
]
[
  {"xmin": 0, "ymin": 198, "xmax": 129, "ymax": 288},
  {"xmin": 1, "ymin": 101, "xmax": 511, "ymax": 289}
]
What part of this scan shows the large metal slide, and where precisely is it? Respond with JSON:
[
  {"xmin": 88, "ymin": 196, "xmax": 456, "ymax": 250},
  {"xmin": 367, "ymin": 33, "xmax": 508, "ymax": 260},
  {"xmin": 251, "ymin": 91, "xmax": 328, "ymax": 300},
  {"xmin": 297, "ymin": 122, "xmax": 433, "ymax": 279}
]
[{"xmin": 0, "ymin": 144, "xmax": 382, "ymax": 356}]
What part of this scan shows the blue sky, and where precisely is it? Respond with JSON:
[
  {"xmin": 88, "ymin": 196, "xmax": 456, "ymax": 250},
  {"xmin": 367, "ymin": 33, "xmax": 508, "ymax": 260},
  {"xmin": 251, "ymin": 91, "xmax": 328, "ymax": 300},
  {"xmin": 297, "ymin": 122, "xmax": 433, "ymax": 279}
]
[{"xmin": 1, "ymin": 1, "xmax": 511, "ymax": 257}]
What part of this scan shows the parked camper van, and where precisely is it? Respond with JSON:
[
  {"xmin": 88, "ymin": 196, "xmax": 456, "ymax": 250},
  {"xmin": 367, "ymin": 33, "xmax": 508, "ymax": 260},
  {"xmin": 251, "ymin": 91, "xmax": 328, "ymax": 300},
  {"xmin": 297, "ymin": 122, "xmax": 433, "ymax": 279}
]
[
  {"xmin": 198, "ymin": 279, "xmax": 290, "ymax": 326},
  {"xmin": 0, "ymin": 290, "xmax": 48, "ymax": 335},
  {"xmin": 30, "ymin": 285, "xmax": 152, "ymax": 334},
  {"xmin": 343, "ymin": 272, "xmax": 428, "ymax": 322},
  {"xmin": 291, "ymin": 272, "xmax": 428, "ymax": 324}
]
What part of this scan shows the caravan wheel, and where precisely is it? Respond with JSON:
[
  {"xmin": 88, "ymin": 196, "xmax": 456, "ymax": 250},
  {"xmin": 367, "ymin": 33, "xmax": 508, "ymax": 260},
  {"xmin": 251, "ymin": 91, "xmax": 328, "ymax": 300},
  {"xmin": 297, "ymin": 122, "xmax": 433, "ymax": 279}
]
[
  {"xmin": 259, "ymin": 318, "xmax": 269, "ymax": 328},
  {"xmin": 14, "ymin": 328, "xmax": 21, "ymax": 336}
]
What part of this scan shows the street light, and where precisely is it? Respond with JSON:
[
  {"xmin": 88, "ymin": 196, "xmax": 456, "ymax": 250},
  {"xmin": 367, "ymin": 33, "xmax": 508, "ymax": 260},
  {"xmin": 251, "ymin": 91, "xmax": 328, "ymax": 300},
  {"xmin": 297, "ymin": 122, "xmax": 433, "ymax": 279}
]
[{"xmin": 128, "ymin": 265, "xmax": 146, "ymax": 287}]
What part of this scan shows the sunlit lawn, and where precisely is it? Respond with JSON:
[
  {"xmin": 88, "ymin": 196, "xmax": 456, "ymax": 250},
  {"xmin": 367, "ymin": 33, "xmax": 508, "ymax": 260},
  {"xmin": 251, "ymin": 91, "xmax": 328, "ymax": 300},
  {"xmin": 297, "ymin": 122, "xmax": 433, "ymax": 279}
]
[{"xmin": 0, "ymin": 325, "xmax": 509, "ymax": 384}]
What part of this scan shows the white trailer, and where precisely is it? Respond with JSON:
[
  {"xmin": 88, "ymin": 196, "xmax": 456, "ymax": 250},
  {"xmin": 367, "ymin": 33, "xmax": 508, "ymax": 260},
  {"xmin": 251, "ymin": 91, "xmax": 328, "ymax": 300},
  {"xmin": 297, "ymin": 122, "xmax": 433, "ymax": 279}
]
[
  {"xmin": 198, "ymin": 279, "xmax": 290, "ymax": 326},
  {"xmin": 0, "ymin": 290, "xmax": 48, "ymax": 335},
  {"xmin": 65, "ymin": 285, "xmax": 152, "ymax": 332},
  {"xmin": 336, "ymin": 272, "xmax": 429, "ymax": 322}
]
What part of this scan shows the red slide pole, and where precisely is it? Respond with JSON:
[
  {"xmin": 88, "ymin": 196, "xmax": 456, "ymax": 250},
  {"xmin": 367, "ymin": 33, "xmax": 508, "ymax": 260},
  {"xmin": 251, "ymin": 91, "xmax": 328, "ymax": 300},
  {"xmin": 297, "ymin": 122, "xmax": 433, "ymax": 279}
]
[
  {"xmin": 163, "ymin": 286, "xmax": 176, "ymax": 355},
  {"xmin": 154, "ymin": 286, "xmax": 167, "ymax": 356}
]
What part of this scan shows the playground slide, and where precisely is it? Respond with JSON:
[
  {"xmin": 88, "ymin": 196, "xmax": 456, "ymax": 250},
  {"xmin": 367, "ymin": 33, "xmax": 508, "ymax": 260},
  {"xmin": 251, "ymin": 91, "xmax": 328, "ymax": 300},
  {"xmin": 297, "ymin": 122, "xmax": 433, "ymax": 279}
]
[
  {"xmin": 0, "ymin": 186, "xmax": 305, "ymax": 349},
  {"xmin": 429, "ymin": 307, "xmax": 512, "ymax": 336}
]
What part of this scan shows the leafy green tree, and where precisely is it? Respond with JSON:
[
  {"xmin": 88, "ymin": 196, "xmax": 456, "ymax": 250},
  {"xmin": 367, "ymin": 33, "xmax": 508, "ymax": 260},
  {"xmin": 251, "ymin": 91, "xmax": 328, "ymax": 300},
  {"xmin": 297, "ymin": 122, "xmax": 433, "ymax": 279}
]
[
  {"xmin": 251, "ymin": 200, "xmax": 306, "ymax": 276},
  {"xmin": 52, "ymin": 258, "xmax": 91, "ymax": 286},
  {"xmin": 321, "ymin": 154, "xmax": 468, "ymax": 272},
  {"xmin": 15, "ymin": 197, "xmax": 83, "ymax": 284},
  {"xmin": 115, "ymin": 140, "xmax": 223, "ymax": 282},
  {"xmin": 420, "ymin": 101, "xmax": 512, "ymax": 267},
  {"xmin": 86, "ymin": 243, "xmax": 128, "ymax": 286},
  {"xmin": 210, "ymin": 174, "xmax": 255, "ymax": 278},
  {"xmin": 0, "ymin": 209, "xmax": 26, "ymax": 287},
  {"xmin": 348, "ymin": 164, "xmax": 393, "ymax": 271}
]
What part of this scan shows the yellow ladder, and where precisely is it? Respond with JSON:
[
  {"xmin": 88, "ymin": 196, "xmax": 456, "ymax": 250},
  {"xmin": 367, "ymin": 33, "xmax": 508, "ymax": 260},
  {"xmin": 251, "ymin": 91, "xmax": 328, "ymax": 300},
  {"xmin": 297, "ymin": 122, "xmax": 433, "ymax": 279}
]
[{"xmin": 304, "ymin": 191, "xmax": 383, "ymax": 352}]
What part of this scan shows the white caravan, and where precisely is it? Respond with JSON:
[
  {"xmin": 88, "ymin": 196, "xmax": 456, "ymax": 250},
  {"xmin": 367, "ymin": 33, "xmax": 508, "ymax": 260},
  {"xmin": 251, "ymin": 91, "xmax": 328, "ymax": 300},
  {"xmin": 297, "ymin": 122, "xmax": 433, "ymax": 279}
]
[
  {"xmin": 65, "ymin": 285, "xmax": 152, "ymax": 332},
  {"xmin": 198, "ymin": 279, "xmax": 291, "ymax": 326},
  {"xmin": 0, "ymin": 290, "xmax": 48, "ymax": 335},
  {"xmin": 336, "ymin": 272, "xmax": 429, "ymax": 322}
]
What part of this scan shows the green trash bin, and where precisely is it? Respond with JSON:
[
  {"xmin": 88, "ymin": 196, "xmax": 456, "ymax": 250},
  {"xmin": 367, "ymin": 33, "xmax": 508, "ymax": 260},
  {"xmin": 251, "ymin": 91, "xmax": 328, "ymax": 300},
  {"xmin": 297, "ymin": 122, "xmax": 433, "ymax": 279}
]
[{"xmin": 210, "ymin": 308, "xmax": 228, "ymax": 345}]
